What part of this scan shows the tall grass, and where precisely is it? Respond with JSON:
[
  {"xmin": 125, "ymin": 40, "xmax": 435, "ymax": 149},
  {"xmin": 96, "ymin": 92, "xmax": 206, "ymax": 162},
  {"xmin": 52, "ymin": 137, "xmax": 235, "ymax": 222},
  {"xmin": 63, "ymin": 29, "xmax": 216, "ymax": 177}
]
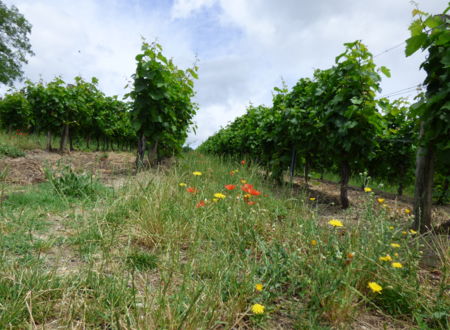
[
  {"xmin": 0, "ymin": 130, "xmax": 47, "ymax": 151},
  {"xmin": 0, "ymin": 152, "xmax": 448, "ymax": 328}
]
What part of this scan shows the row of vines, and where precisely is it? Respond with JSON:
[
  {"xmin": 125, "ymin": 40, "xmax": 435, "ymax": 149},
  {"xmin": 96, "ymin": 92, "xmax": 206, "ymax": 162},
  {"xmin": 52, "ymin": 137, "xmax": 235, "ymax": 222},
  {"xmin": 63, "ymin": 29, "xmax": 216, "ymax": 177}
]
[
  {"xmin": 199, "ymin": 7, "xmax": 450, "ymax": 231},
  {"xmin": 0, "ymin": 76, "xmax": 134, "ymax": 152},
  {"xmin": 0, "ymin": 41, "xmax": 198, "ymax": 166}
]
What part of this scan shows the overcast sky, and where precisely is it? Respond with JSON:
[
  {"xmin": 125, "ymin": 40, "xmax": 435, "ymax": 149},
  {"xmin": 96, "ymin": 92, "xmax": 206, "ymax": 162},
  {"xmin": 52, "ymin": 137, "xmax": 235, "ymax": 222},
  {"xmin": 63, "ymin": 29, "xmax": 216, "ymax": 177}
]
[{"xmin": 3, "ymin": 0, "xmax": 447, "ymax": 147}]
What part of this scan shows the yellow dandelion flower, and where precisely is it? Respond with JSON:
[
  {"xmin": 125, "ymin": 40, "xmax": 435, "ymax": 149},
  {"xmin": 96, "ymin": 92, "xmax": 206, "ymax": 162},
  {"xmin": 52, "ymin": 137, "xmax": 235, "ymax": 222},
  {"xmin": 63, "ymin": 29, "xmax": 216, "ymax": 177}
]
[
  {"xmin": 310, "ymin": 240, "xmax": 317, "ymax": 246},
  {"xmin": 389, "ymin": 226, "xmax": 394, "ymax": 230},
  {"xmin": 255, "ymin": 283, "xmax": 263, "ymax": 292},
  {"xmin": 328, "ymin": 219, "xmax": 344, "ymax": 227},
  {"xmin": 402, "ymin": 231, "xmax": 408, "ymax": 235},
  {"xmin": 212, "ymin": 198, "xmax": 219, "ymax": 203},
  {"xmin": 377, "ymin": 198, "xmax": 385, "ymax": 203},
  {"xmin": 404, "ymin": 208, "xmax": 411, "ymax": 214},
  {"xmin": 192, "ymin": 171, "xmax": 202, "ymax": 176},
  {"xmin": 368, "ymin": 282, "xmax": 382, "ymax": 293},
  {"xmin": 364, "ymin": 187, "xmax": 372, "ymax": 192},
  {"xmin": 309, "ymin": 197, "xmax": 316, "ymax": 201},
  {"xmin": 390, "ymin": 243, "xmax": 400, "ymax": 248},
  {"xmin": 394, "ymin": 252, "xmax": 399, "ymax": 257},
  {"xmin": 214, "ymin": 193, "xmax": 226, "ymax": 199},
  {"xmin": 392, "ymin": 262, "xmax": 403, "ymax": 268},
  {"xmin": 409, "ymin": 229, "xmax": 417, "ymax": 235},
  {"xmin": 379, "ymin": 255, "xmax": 392, "ymax": 262},
  {"xmin": 240, "ymin": 179, "xmax": 247, "ymax": 184},
  {"xmin": 179, "ymin": 182, "xmax": 187, "ymax": 187},
  {"xmin": 251, "ymin": 303, "xmax": 265, "ymax": 315},
  {"xmin": 244, "ymin": 194, "xmax": 251, "ymax": 198}
]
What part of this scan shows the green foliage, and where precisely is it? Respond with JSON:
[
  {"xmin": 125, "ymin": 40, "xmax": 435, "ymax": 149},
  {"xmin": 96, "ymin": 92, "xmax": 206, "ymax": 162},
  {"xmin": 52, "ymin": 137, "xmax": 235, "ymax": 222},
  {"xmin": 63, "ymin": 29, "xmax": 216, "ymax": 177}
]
[
  {"xmin": 370, "ymin": 98, "xmax": 417, "ymax": 194},
  {"xmin": 0, "ymin": 143, "xmax": 25, "ymax": 158},
  {"xmin": 0, "ymin": 91, "xmax": 33, "ymax": 130},
  {"xmin": 44, "ymin": 163, "xmax": 105, "ymax": 198},
  {"xmin": 200, "ymin": 41, "xmax": 391, "ymax": 206},
  {"xmin": 0, "ymin": 0, "xmax": 34, "ymax": 85},
  {"xmin": 406, "ymin": 7, "xmax": 450, "ymax": 154},
  {"xmin": 127, "ymin": 41, "xmax": 198, "ymax": 164}
]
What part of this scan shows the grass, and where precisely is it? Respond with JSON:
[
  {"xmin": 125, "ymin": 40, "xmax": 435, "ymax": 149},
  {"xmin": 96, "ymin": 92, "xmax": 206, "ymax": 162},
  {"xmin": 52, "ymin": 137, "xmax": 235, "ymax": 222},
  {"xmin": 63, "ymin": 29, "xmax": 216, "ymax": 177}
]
[
  {"xmin": 0, "ymin": 130, "xmax": 47, "ymax": 151},
  {"xmin": 0, "ymin": 129, "xmax": 134, "ymax": 154},
  {"xmin": 0, "ymin": 152, "xmax": 448, "ymax": 328}
]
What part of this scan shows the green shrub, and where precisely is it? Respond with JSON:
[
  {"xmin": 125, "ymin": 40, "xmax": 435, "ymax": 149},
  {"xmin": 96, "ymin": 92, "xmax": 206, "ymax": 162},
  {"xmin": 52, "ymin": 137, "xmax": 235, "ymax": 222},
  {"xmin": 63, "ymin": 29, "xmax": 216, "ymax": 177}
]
[
  {"xmin": 0, "ymin": 143, "xmax": 25, "ymax": 158},
  {"xmin": 44, "ymin": 163, "xmax": 104, "ymax": 198}
]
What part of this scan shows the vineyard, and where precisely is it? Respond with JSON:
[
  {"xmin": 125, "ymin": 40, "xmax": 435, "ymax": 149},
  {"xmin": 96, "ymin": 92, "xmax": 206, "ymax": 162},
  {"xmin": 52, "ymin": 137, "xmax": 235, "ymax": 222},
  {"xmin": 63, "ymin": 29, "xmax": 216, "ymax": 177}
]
[
  {"xmin": 0, "ymin": 3, "xmax": 449, "ymax": 330},
  {"xmin": 0, "ymin": 42, "xmax": 197, "ymax": 165},
  {"xmin": 199, "ymin": 10, "xmax": 450, "ymax": 233}
]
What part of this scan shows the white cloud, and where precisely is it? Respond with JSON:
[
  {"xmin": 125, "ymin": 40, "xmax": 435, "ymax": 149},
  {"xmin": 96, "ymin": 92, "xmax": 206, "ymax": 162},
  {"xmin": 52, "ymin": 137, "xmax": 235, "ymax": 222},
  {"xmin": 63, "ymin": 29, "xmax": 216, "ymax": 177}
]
[{"xmin": 171, "ymin": 0, "xmax": 216, "ymax": 19}]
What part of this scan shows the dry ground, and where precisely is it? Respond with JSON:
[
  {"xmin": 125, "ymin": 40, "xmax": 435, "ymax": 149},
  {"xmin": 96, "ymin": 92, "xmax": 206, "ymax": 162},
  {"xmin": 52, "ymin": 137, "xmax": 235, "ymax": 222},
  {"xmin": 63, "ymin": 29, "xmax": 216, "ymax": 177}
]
[{"xmin": 0, "ymin": 149, "xmax": 135, "ymax": 187}]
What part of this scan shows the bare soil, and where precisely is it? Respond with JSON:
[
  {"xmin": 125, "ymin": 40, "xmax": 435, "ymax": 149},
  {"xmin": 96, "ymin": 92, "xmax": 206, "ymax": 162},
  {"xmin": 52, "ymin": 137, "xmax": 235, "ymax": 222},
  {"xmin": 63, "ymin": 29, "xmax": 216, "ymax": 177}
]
[
  {"xmin": 291, "ymin": 176, "xmax": 449, "ymax": 228},
  {"xmin": 0, "ymin": 149, "xmax": 135, "ymax": 186}
]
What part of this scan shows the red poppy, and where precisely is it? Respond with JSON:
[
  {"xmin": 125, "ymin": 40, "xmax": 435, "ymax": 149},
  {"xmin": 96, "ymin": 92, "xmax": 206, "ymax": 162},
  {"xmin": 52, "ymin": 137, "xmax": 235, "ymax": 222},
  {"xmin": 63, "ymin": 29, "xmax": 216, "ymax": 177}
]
[
  {"xmin": 196, "ymin": 200, "xmax": 206, "ymax": 208},
  {"xmin": 247, "ymin": 201, "xmax": 256, "ymax": 205},
  {"xmin": 248, "ymin": 188, "xmax": 261, "ymax": 196},
  {"xmin": 241, "ymin": 160, "xmax": 246, "ymax": 165},
  {"xmin": 186, "ymin": 187, "xmax": 197, "ymax": 194},
  {"xmin": 224, "ymin": 184, "xmax": 236, "ymax": 191},
  {"xmin": 241, "ymin": 183, "xmax": 254, "ymax": 193}
]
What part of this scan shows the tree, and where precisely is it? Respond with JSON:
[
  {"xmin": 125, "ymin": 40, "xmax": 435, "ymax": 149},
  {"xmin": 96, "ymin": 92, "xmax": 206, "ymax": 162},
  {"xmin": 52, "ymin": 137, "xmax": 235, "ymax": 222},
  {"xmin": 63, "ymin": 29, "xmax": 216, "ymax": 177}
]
[
  {"xmin": 405, "ymin": 6, "xmax": 450, "ymax": 232},
  {"xmin": 0, "ymin": 0, "xmax": 34, "ymax": 86}
]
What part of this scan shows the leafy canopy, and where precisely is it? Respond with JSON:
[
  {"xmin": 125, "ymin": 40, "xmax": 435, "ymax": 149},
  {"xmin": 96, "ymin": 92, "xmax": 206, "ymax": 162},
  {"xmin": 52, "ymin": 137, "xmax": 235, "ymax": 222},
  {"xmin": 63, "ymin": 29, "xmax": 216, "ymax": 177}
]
[{"xmin": 0, "ymin": 0, "xmax": 34, "ymax": 85}]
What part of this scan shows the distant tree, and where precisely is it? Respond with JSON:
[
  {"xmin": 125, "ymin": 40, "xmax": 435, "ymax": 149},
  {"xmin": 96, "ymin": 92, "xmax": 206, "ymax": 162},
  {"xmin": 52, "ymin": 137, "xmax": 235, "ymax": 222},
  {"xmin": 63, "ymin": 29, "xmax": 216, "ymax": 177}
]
[{"xmin": 0, "ymin": 0, "xmax": 34, "ymax": 86}]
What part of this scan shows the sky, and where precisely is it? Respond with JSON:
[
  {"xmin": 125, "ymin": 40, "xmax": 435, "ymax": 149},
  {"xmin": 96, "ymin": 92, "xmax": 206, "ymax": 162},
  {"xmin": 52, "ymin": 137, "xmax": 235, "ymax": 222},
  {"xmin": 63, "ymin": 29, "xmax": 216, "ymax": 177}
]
[{"xmin": 3, "ymin": 0, "xmax": 448, "ymax": 147}]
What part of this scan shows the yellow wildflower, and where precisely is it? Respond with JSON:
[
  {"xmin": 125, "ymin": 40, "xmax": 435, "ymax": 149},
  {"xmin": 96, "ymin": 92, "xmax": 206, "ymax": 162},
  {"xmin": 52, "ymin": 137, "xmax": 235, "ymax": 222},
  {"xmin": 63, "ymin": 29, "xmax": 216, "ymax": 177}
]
[
  {"xmin": 377, "ymin": 198, "xmax": 385, "ymax": 203},
  {"xmin": 255, "ymin": 283, "xmax": 263, "ymax": 292},
  {"xmin": 394, "ymin": 252, "xmax": 399, "ymax": 257},
  {"xmin": 392, "ymin": 262, "xmax": 403, "ymax": 268},
  {"xmin": 244, "ymin": 194, "xmax": 251, "ymax": 198},
  {"xmin": 402, "ymin": 231, "xmax": 408, "ymax": 235},
  {"xmin": 311, "ymin": 240, "xmax": 317, "ymax": 246},
  {"xmin": 192, "ymin": 171, "xmax": 202, "ymax": 176},
  {"xmin": 409, "ymin": 229, "xmax": 417, "ymax": 235},
  {"xmin": 240, "ymin": 179, "xmax": 247, "ymax": 184},
  {"xmin": 390, "ymin": 243, "xmax": 400, "ymax": 248},
  {"xmin": 214, "ymin": 193, "xmax": 226, "ymax": 199},
  {"xmin": 251, "ymin": 303, "xmax": 265, "ymax": 315},
  {"xmin": 389, "ymin": 226, "xmax": 394, "ymax": 230},
  {"xmin": 364, "ymin": 187, "xmax": 372, "ymax": 192},
  {"xmin": 404, "ymin": 208, "xmax": 411, "ymax": 214},
  {"xmin": 379, "ymin": 255, "xmax": 392, "ymax": 262},
  {"xmin": 179, "ymin": 182, "xmax": 187, "ymax": 187},
  {"xmin": 309, "ymin": 197, "xmax": 316, "ymax": 201},
  {"xmin": 212, "ymin": 198, "xmax": 219, "ymax": 203},
  {"xmin": 368, "ymin": 282, "xmax": 382, "ymax": 294},
  {"xmin": 328, "ymin": 219, "xmax": 343, "ymax": 227}
]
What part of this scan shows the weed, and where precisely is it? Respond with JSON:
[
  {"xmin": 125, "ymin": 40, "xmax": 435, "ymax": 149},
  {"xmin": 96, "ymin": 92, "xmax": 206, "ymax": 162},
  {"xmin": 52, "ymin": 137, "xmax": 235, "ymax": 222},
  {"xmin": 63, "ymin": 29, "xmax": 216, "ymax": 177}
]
[
  {"xmin": 0, "ymin": 143, "xmax": 25, "ymax": 158},
  {"xmin": 44, "ymin": 162, "xmax": 106, "ymax": 198}
]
